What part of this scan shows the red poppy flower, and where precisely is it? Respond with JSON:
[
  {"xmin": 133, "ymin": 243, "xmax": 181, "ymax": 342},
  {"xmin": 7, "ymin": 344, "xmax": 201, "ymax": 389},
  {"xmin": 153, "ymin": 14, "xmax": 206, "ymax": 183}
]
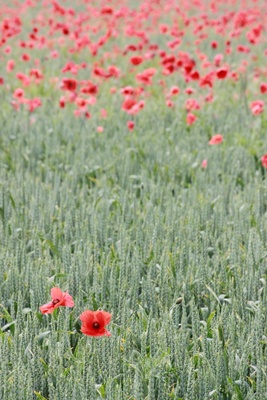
[
  {"xmin": 127, "ymin": 121, "xmax": 135, "ymax": 130},
  {"xmin": 130, "ymin": 56, "xmax": 143, "ymax": 66},
  {"xmin": 214, "ymin": 54, "xmax": 223, "ymax": 67},
  {"xmin": 209, "ymin": 134, "xmax": 223, "ymax": 145},
  {"xmin": 6, "ymin": 59, "xmax": 15, "ymax": 72},
  {"xmin": 199, "ymin": 72, "xmax": 214, "ymax": 88},
  {"xmin": 40, "ymin": 287, "xmax": 74, "ymax": 314},
  {"xmin": 185, "ymin": 87, "xmax": 195, "ymax": 95},
  {"xmin": 61, "ymin": 78, "xmax": 77, "ymax": 92},
  {"xmin": 261, "ymin": 154, "xmax": 267, "ymax": 169},
  {"xmin": 122, "ymin": 98, "xmax": 136, "ymax": 112},
  {"xmin": 80, "ymin": 310, "xmax": 112, "ymax": 337},
  {"xmin": 250, "ymin": 100, "xmax": 264, "ymax": 115},
  {"xmin": 216, "ymin": 67, "xmax": 228, "ymax": 79},
  {"xmin": 211, "ymin": 41, "xmax": 218, "ymax": 49},
  {"xmin": 170, "ymin": 86, "xmax": 180, "ymax": 96},
  {"xmin": 21, "ymin": 53, "xmax": 30, "ymax": 62},
  {"xmin": 190, "ymin": 70, "xmax": 200, "ymax": 80},
  {"xmin": 201, "ymin": 159, "xmax": 208, "ymax": 168},
  {"xmin": 59, "ymin": 96, "xmax": 65, "ymax": 108},
  {"xmin": 260, "ymin": 83, "xmax": 267, "ymax": 94},
  {"xmin": 186, "ymin": 112, "xmax": 197, "ymax": 125},
  {"xmin": 13, "ymin": 88, "xmax": 24, "ymax": 99},
  {"xmin": 166, "ymin": 100, "xmax": 174, "ymax": 108},
  {"xmin": 185, "ymin": 98, "xmax": 200, "ymax": 112}
]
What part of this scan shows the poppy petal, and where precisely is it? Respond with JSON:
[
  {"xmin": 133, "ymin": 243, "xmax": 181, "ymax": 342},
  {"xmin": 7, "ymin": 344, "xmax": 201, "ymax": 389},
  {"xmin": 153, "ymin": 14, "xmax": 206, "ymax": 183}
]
[
  {"xmin": 63, "ymin": 292, "xmax": 74, "ymax": 307},
  {"xmin": 97, "ymin": 310, "xmax": 112, "ymax": 325},
  {"xmin": 39, "ymin": 302, "xmax": 55, "ymax": 314},
  {"xmin": 80, "ymin": 310, "xmax": 94, "ymax": 325},
  {"xmin": 81, "ymin": 326, "xmax": 107, "ymax": 337},
  {"xmin": 51, "ymin": 287, "xmax": 64, "ymax": 301}
]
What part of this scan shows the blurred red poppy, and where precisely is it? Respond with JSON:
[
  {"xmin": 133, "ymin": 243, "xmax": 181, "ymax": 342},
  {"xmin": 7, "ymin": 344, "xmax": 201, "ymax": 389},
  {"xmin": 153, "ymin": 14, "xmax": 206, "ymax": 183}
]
[
  {"xmin": 186, "ymin": 112, "xmax": 197, "ymax": 125},
  {"xmin": 260, "ymin": 83, "xmax": 267, "ymax": 94},
  {"xmin": 130, "ymin": 56, "xmax": 143, "ymax": 66},
  {"xmin": 261, "ymin": 154, "xmax": 267, "ymax": 169},
  {"xmin": 216, "ymin": 67, "xmax": 228, "ymax": 79},
  {"xmin": 201, "ymin": 159, "xmax": 208, "ymax": 168},
  {"xmin": 250, "ymin": 100, "xmax": 264, "ymax": 115},
  {"xmin": 61, "ymin": 78, "xmax": 77, "ymax": 92},
  {"xmin": 127, "ymin": 121, "xmax": 135, "ymax": 130},
  {"xmin": 209, "ymin": 134, "xmax": 223, "ymax": 145}
]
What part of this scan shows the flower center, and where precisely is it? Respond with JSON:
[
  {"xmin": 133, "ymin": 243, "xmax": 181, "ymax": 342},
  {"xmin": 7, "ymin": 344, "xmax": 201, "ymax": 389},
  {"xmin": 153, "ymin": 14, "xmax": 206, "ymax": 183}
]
[
  {"xmin": 92, "ymin": 322, "xmax": 100, "ymax": 329},
  {"xmin": 52, "ymin": 298, "xmax": 60, "ymax": 305}
]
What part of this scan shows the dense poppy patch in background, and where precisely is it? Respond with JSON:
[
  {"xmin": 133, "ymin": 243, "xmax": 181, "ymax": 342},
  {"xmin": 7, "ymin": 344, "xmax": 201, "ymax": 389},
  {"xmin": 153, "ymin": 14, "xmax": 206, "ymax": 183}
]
[{"xmin": 0, "ymin": 0, "xmax": 266, "ymax": 125}]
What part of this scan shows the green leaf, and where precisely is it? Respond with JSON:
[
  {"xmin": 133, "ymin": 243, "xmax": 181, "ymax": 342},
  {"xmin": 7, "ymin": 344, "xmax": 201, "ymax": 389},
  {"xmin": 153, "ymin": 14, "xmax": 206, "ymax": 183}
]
[
  {"xmin": 9, "ymin": 193, "xmax": 16, "ymax": 210},
  {"xmin": 38, "ymin": 234, "xmax": 59, "ymax": 257},
  {"xmin": 34, "ymin": 391, "xmax": 48, "ymax": 400},
  {"xmin": 96, "ymin": 384, "xmax": 105, "ymax": 397},
  {"xmin": 39, "ymin": 358, "xmax": 49, "ymax": 373},
  {"xmin": 227, "ymin": 377, "xmax": 243, "ymax": 400},
  {"xmin": 0, "ymin": 304, "xmax": 13, "ymax": 323},
  {"xmin": 207, "ymin": 311, "xmax": 216, "ymax": 332},
  {"xmin": 1, "ymin": 320, "xmax": 16, "ymax": 333},
  {"xmin": 206, "ymin": 285, "xmax": 221, "ymax": 306},
  {"xmin": 0, "ymin": 207, "xmax": 4, "ymax": 223}
]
